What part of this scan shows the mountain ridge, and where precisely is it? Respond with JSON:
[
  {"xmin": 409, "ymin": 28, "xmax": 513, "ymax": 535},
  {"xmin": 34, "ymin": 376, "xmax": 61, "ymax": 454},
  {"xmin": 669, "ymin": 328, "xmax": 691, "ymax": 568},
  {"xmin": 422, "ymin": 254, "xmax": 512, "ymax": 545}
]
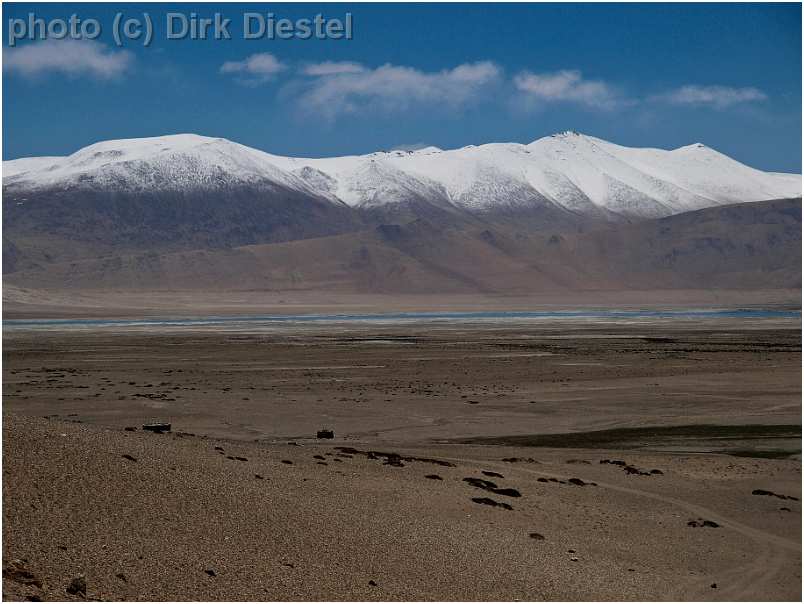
[
  {"xmin": 5, "ymin": 132, "xmax": 800, "ymax": 221},
  {"xmin": 3, "ymin": 133, "xmax": 800, "ymax": 298}
]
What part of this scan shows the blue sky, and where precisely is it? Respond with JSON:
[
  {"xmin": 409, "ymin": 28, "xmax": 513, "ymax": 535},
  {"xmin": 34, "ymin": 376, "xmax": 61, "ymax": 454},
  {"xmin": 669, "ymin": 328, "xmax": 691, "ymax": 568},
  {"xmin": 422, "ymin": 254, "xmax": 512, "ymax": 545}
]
[{"xmin": 3, "ymin": 3, "xmax": 802, "ymax": 172}]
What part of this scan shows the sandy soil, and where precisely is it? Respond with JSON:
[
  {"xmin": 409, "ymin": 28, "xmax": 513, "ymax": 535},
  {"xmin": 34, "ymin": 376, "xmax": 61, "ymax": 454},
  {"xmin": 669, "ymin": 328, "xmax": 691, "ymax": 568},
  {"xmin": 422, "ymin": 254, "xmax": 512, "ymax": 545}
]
[{"xmin": 2, "ymin": 319, "xmax": 801, "ymax": 600}]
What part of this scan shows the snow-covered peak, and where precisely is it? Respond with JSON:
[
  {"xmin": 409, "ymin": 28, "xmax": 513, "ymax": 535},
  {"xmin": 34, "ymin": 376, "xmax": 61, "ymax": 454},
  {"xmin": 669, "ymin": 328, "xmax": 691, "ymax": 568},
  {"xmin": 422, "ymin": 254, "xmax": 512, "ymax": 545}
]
[
  {"xmin": 3, "ymin": 133, "xmax": 328, "ymax": 198},
  {"xmin": 4, "ymin": 132, "xmax": 800, "ymax": 220}
]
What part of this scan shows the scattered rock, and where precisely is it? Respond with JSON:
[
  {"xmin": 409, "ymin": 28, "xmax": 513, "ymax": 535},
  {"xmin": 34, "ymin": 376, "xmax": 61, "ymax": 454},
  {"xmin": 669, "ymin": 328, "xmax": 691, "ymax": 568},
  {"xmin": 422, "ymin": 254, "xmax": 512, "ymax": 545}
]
[
  {"xmin": 471, "ymin": 497, "xmax": 513, "ymax": 510},
  {"xmin": 123, "ymin": 427, "xmax": 137, "ymax": 432},
  {"xmin": 501, "ymin": 457, "xmax": 538, "ymax": 464},
  {"xmin": 115, "ymin": 573, "xmax": 127, "ymax": 583},
  {"xmin": 568, "ymin": 478, "xmax": 590, "ymax": 486},
  {"xmin": 317, "ymin": 429, "xmax": 334, "ymax": 439},
  {"xmin": 570, "ymin": 556, "xmax": 579, "ymax": 562},
  {"xmin": 425, "ymin": 474, "xmax": 443, "ymax": 480},
  {"xmin": 711, "ymin": 583, "xmax": 717, "ymax": 589},
  {"xmin": 204, "ymin": 569, "xmax": 216, "ymax": 577},
  {"xmin": 121, "ymin": 454, "xmax": 137, "ymax": 462},
  {"xmin": 600, "ymin": 459, "xmax": 626, "ymax": 466},
  {"xmin": 281, "ymin": 460, "xmax": 293, "ymax": 465},
  {"xmin": 66, "ymin": 574, "xmax": 86, "ymax": 596},
  {"xmin": 334, "ymin": 447, "xmax": 455, "ymax": 467},
  {"xmin": 752, "ymin": 489, "xmax": 799, "ymax": 501},
  {"xmin": 368, "ymin": 580, "xmax": 377, "ymax": 587},
  {"xmin": 254, "ymin": 474, "xmax": 264, "ymax": 480},
  {"xmin": 780, "ymin": 507, "xmax": 791, "ymax": 512},
  {"xmin": 234, "ymin": 456, "xmax": 248, "ymax": 462},
  {"xmin": 382, "ymin": 454, "xmax": 405, "ymax": 467},
  {"xmin": 463, "ymin": 477, "xmax": 521, "ymax": 497},
  {"xmin": 688, "ymin": 519, "xmax": 719, "ymax": 528},
  {"xmin": 482, "ymin": 470, "xmax": 504, "ymax": 478},
  {"xmin": 313, "ymin": 455, "xmax": 325, "ymax": 460},
  {"xmin": 142, "ymin": 422, "xmax": 171, "ymax": 433},
  {"xmin": 214, "ymin": 446, "xmax": 224, "ymax": 451},
  {"xmin": 650, "ymin": 469, "xmax": 663, "ymax": 475},
  {"xmin": 3, "ymin": 560, "xmax": 42, "ymax": 588},
  {"xmin": 566, "ymin": 459, "xmax": 590, "ymax": 465},
  {"xmin": 529, "ymin": 532, "xmax": 545, "ymax": 540}
]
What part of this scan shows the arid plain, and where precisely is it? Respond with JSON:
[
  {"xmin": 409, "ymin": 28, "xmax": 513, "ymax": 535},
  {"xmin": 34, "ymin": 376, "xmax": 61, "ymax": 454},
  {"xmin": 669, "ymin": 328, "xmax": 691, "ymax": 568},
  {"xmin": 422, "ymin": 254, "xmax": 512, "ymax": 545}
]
[{"xmin": 2, "ymin": 312, "xmax": 801, "ymax": 601}]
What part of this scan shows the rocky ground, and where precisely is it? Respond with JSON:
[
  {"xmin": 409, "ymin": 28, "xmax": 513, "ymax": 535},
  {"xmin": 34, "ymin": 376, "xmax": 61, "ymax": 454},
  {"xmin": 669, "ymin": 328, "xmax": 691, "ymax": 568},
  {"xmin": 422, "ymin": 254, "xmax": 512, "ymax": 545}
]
[{"xmin": 2, "ymin": 318, "xmax": 801, "ymax": 600}]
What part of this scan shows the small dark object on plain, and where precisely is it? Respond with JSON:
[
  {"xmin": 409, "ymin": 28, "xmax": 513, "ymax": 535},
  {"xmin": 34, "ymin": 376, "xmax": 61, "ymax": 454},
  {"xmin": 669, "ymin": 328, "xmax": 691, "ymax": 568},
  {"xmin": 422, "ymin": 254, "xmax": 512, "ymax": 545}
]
[
  {"xmin": 482, "ymin": 470, "xmax": 504, "ymax": 478},
  {"xmin": 204, "ymin": 569, "xmax": 216, "ymax": 577},
  {"xmin": 115, "ymin": 573, "xmax": 127, "ymax": 582},
  {"xmin": 234, "ymin": 456, "xmax": 248, "ymax": 462},
  {"xmin": 368, "ymin": 580, "xmax": 377, "ymax": 587},
  {"xmin": 688, "ymin": 518, "xmax": 719, "ymax": 528},
  {"xmin": 66, "ymin": 575, "xmax": 86, "ymax": 596},
  {"xmin": 317, "ymin": 429, "xmax": 334, "ymax": 439},
  {"xmin": 383, "ymin": 454, "xmax": 405, "ymax": 467},
  {"xmin": 650, "ymin": 469, "xmax": 664, "ymax": 475},
  {"xmin": 711, "ymin": 583, "xmax": 717, "ymax": 589},
  {"xmin": 568, "ymin": 478, "xmax": 587, "ymax": 486},
  {"xmin": 281, "ymin": 460, "xmax": 293, "ymax": 465},
  {"xmin": 121, "ymin": 454, "xmax": 137, "ymax": 462},
  {"xmin": 143, "ymin": 422, "xmax": 171, "ymax": 433},
  {"xmin": 425, "ymin": 474, "xmax": 443, "ymax": 480},
  {"xmin": 255, "ymin": 474, "xmax": 264, "ymax": 480},
  {"xmin": 529, "ymin": 532, "xmax": 545, "ymax": 540},
  {"xmin": 124, "ymin": 426, "xmax": 137, "ymax": 432}
]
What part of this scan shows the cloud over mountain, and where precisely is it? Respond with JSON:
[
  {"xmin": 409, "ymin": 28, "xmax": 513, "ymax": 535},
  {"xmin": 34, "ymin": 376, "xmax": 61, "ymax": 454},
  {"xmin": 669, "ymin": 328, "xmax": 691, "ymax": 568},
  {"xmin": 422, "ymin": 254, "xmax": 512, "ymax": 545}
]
[
  {"xmin": 293, "ymin": 60, "xmax": 502, "ymax": 118},
  {"xmin": 513, "ymin": 69, "xmax": 626, "ymax": 110},
  {"xmin": 220, "ymin": 52, "xmax": 286, "ymax": 84},
  {"xmin": 4, "ymin": 39, "xmax": 132, "ymax": 79},
  {"xmin": 653, "ymin": 84, "xmax": 768, "ymax": 108}
]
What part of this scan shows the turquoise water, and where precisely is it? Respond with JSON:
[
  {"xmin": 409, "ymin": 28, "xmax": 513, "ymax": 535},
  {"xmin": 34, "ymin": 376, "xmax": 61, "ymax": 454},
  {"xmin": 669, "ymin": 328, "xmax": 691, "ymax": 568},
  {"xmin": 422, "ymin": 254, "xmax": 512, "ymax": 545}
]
[{"xmin": 3, "ymin": 309, "xmax": 800, "ymax": 330}]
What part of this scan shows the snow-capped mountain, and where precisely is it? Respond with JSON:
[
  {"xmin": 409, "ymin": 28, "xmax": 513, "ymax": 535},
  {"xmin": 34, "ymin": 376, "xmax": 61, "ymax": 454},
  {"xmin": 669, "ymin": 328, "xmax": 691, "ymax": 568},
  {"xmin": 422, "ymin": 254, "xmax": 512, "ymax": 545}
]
[
  {"xmin": 269, "ymin": 132, "xmax": 800, "ymax": 218},
  {"xmin": 4, "ymin": 132, "xmax": 800, "ymax": 222}
]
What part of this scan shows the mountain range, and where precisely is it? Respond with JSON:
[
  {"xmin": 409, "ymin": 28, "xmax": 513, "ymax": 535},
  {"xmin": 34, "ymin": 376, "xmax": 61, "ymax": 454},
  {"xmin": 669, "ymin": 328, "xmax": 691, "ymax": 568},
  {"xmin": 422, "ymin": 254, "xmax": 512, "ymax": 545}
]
[{"xmin": 3, "ymin": 132, "xmax": 801, "ymax": 299}]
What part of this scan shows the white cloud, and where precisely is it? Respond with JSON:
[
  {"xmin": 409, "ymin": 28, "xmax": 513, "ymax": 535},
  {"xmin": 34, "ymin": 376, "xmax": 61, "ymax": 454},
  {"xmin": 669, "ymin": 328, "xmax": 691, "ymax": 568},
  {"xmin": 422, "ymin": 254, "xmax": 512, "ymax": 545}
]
[
  {"xmin": 302, "ymin": 61, "xmax": 366, "ymax": 76},
  {"xmin": 220, "ymin": 53, "xmax": 285, "ymax": 84},
  {"xmin": 3, "ymin": 39, "xmax": 132, "ymax": 79},
  {"xmin": 654, "ymin": 85, "xmax": 768, "ymax": 108},
  {"xmin": 293, "ymin": 60, "xmax": 501, "ymax": 118},
  {"xmin": 513, "ymin": 69, "xmax": 624, "ymax": 110}
]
